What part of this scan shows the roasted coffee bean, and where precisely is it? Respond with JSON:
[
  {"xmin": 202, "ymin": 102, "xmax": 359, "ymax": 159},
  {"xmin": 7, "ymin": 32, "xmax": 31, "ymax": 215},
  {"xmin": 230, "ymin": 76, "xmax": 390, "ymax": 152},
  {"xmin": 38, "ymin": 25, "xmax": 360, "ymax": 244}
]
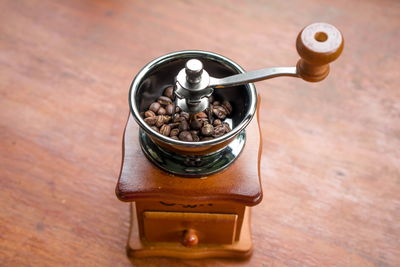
[
  {"xmin": 179, "ymin": 120, "xmax": 189, "ymax": 131},
  {"xmin": 178, "ymin": 116, "xmax": 187, "ymax": 123},
  {"xmin": 223, "ymin": 122, "xmax": 231, "ymax": 132},
  {"xmin": 198, "ymin": 117, "xmax": 209, "ymax": 123},
  {"xmin": 150, "ymin": 126, "xmax": 159, "ymax": 133},
  {"xmin": 212, "ymin": 101, "xmax": 220, "ymax": 106},
  {"xmin": 213, "ymin": 125, "xmax": 226, "ymax": 138},
  {"xmin": 172, "ymin": 113, "xmax": 180, "ymax": 122},
  {"xmin": 155, "ymin": 116, "xmax": 165, "ymax": 127},
  {"xmin": 157, "ymin": 107, "xmax": 166, "ymax": 115},
  {"xmin": 190, "ymin": 119, "xmax": 203, "ymax": 130},
  {"xmin": 149, "ymin": 102, "xmax": 161, "ymax": 113},
  {"xmin": 160, "ymin": 124, "xmax": 171, "ymax": 136},
  {"xmin": 170, "ymin": 128, "xmax": 180, "ymax": 137},
  {"xmin": 213, "ymin": 106, "xmax": 227, "ymax": 119},
  {"xmin": 158, "ymin": 96, "xmax": 172, "ymax": 106},
  {"xmin": 201, "ymin": 124, "xmax": 214, "ymax": 136},
  {"xmin": 145, "ymin": 110, "xmax": 156, "ymax": 118},
  {"xmin": 166, "ymin": 103, "xmax": 175, "ymax": 115},
  {"xmin": 180, "ymin": 111, "xmax": 190, "ymax": 121},
  {"xmin": 168, "ymin": 122, "xmax": 180, "ymax": 129},
  {"xmin": 206, "ymin": 106, "xmax": 214, "ymax": 124},
  {"xmin": 195, "ymin": 112, "xmax": 207, "ymax": 118},
  {"xmin": 222, "ymin": 101, "xmax": 232, "ymax": 114},
  {"xmin": 213, "ymin": 119, "xmax": 222, "ymax": 126},
  {"xmin": 170, "ymin": 135, "xmax": 179, "ymax": 140},
  {"xmin": 163, "ymin": 86, "xmax": 174, "ymax": 99},
  {"xmin": 163, "ymin": 115, "xmax": 171, "ymax": 124},
  {"xmin": 144, "ymin": 116, "xmax": 157, "ymax": 126},
  {"xmin": 179, "ymin": 131, "xmax": 193, "ymax": 141},
  {"xmin": 191, "ymin": 132, "xmax": 200, "ymax": 142},
  {"xmin": 175, "ymin": 106, "xmax": 181, "ymax": 113},
  {"xmin": 220, "ymin": 106, "xmax": 229, "ymax": 115},
  {"xmin": 201, "ymin": 137, "xmax": 214, "ymax": 141},
  {"xmin": 190, "ymin": 130, "xmax": 199, "ymax": 136}
]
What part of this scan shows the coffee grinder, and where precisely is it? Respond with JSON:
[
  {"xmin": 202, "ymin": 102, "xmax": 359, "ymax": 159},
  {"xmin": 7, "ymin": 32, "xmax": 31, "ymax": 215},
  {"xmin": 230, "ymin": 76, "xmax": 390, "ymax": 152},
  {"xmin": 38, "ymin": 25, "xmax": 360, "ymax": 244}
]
[{"xmin": 116, "ymin": 23, "xmax": 343, "ymax": 259}]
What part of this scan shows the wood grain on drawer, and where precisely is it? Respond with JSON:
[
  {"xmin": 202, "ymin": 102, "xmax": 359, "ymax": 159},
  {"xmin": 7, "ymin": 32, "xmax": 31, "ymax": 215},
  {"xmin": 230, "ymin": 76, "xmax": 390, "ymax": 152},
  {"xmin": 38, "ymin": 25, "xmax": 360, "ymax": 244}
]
[{"xmin": 143, "ymin": 211, "xmax": 238, "ymax": 245}]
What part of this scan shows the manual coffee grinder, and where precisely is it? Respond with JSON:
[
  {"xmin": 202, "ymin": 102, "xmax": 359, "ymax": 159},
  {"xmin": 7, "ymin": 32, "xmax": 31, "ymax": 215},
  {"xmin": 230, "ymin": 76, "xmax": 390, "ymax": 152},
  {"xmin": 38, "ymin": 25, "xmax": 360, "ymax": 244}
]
[{"xmin": 116, "ymin": 23, "xmax": 343, "ymax": 259}]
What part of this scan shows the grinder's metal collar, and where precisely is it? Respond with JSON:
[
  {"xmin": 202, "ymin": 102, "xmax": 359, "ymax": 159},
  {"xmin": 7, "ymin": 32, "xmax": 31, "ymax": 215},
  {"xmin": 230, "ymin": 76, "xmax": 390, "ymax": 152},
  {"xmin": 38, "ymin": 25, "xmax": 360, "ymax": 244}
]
[{"xmin": 175, "ymin": 59, "xmax": 213, "ymax": 113}]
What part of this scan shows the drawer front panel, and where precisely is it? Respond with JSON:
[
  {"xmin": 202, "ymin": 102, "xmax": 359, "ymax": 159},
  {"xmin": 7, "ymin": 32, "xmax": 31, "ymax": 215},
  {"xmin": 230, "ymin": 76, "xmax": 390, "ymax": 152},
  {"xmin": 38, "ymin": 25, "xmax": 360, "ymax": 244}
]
[{"xmin": 143, "ymin": 211, "xmax": 238, "ymax": 245}]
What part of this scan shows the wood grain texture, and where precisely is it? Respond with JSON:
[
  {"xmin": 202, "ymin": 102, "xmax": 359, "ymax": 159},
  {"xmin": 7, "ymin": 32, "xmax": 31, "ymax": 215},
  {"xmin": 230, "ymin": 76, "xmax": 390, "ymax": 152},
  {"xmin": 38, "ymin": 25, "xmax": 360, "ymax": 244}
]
[
  {"xmin": 0, "ymin": 0, "xmax": 399, "ymax": 266},
  {"xmin": 142, "ymin": 211, "xmax": 238, "ymax": 244}
]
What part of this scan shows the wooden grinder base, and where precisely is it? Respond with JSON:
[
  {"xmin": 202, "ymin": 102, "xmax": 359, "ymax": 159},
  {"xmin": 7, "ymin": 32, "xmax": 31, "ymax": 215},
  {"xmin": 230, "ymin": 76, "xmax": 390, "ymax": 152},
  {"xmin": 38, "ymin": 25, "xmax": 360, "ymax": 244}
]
[{"xmin": 116, "ymin": 109, "xmax": 263, "ymax": 260}]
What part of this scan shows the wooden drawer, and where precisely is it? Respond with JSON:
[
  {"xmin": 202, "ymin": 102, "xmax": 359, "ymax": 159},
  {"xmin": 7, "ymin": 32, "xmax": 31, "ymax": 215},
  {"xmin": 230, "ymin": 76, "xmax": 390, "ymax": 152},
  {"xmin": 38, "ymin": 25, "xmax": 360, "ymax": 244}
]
[{"xmin": 143, "ymin": 211, "xmax": 238, "ymax": 245}]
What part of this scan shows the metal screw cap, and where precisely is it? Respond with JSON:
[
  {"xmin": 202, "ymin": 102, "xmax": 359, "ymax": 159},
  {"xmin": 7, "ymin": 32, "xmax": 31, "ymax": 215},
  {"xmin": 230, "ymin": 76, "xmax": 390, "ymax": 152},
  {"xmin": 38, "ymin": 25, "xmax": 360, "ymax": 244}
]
[{"xmin": 185, "ymin": 59, "xmax": 203, "ymax": 84}]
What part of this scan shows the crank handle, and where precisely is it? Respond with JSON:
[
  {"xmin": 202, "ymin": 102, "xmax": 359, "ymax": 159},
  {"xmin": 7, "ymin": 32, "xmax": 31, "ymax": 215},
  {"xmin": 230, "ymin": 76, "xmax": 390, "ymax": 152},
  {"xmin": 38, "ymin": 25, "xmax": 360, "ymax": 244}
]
[{"xmin": 209, "ymin": 22, "xmax": 344, "ymax": 88}]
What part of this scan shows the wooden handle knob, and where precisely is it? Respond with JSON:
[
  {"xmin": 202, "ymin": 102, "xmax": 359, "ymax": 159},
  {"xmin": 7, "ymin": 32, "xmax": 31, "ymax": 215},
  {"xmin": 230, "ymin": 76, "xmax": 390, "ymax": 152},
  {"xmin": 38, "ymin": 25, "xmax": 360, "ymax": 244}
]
[
  {"xmin": 296, "ymin": 23, "xmax": 344, "ymax": 82},
  {"xmin": 182, "ymin": 229, "xmax": 198, "ymax": 247}
]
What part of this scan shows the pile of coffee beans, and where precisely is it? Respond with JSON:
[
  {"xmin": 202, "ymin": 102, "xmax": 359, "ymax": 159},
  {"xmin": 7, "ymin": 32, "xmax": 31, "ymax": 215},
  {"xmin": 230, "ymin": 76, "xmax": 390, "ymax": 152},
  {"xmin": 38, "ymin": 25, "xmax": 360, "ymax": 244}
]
[{"xmin": 142, "ymin": 86, "xmax": 233, "ymax": 142}]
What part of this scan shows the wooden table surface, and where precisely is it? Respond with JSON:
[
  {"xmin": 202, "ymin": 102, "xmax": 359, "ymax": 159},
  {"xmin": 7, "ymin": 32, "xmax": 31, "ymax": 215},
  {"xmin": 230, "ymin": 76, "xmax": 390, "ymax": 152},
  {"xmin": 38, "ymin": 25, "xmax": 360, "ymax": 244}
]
[{"xmin": 1, "ymin": 0, "xmax": 399, "ymax": 266}]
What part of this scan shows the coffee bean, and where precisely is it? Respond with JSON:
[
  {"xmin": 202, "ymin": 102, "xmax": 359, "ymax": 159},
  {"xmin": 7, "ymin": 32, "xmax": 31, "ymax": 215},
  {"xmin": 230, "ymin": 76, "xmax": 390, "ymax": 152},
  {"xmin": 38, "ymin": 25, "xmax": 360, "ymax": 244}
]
[
  {"xmin": 221, "ymin": 105, "xmax": 229, "ymax": 114},
  {"xmin": 163, "ymin": 86, "xmax": 174, "ymax": 99},
  {"xmin": 191, "ymin": 132, "xmax": 200, "ymax": 142},
  {"xmin": 222, "ymin": 101, "xmax": 232, "ymax": 114},
  {"xmin": 213, "ymin": 125, "xmax": 226, "ymax": 138},
  {"xmin": 180, "ymin": 112, "xmax": 190, "ymax": 121},
  {"xmin": 170, "ymin": 135, "xmax": 179, "ymax": 140},
  {"xmin": 179, "ymin": 131, "xmax": 193, "ymax": 141},
  {"xmin": 195, "ymin": 112, "xmax": 207, "ymax": 118},
  {"xmin": 213, "ymin": 119, "xmax": 222, "ymax": 126},
  {"xmin": 163, "ymin": 115, "xmax": 171, "ymax": 124},
  {"xmin": 190, "ymin": 119, "xmax": 203, "ymax": 130},
  {"xmin": 166, "ymin": 103, "xmax": 175, "ymax": 115},
  {"xmin": 170, "ymin": 128, "xmax": 180, "ymax": 137},
  {"xmin": 150, "ymin": 126, "xmax": 159, "ymax": 133},
  {"xmin": 198, "ymin": 117, "xmax": 209, "ymax": 123},
  {"xmin": 144, "ymin": 116, "xmax": 157, "ymax": 126},
  {"xmin": 155, "ymin": 116, "xmax": 165, "ymax": 127},
  {"xmin": 175, "ymin": 106, "xmax": 181, "ymax": 113},
  {"xmin": 149, "ymin": 102, "xmax": 161, "ymax": 113},
  {"xmin": 157, "ymin": 107, "xmax": 166, "ymax": 115},
  {"xmin": 213, "ymin": 106, "xmax": 227, "ymax": 120},
  {"xmin": 212, "ymin": 101, "xmax": 220, "ymax": 106},
  {"xmin": 206, "ymin": 106, "xmax": 214, "ymax": 124},
  {"xmin": 145, "ymin": 110, "xmax": 156, "ymax": 118},
  {"xmin": 172, "ymin": 114, "xmax": 180, "ymax": 123},
  {"xmin": 201, "ymin": 124, "xmax": 214, "ymax": 136},
  {"xmin": 179, "ymin": 116, "xmax": 188, "ymax": 123},
  {"xmin": 160, "ymin": 124, "xmax": 171, "ymax": 136},
  {"xmin": 179, "ymin": 120, "xmax": 189, "ymax": 131},
  {"xmin": 168, "ymin": 122, "xmax": 180, "ymax": 129},
  {"xmin": 158, "ymin": 96, "xmax": 172, "ymax": 106},
  {"xmin": 223, "ymin": 122, "xmax": 231, "ymax": 132}
]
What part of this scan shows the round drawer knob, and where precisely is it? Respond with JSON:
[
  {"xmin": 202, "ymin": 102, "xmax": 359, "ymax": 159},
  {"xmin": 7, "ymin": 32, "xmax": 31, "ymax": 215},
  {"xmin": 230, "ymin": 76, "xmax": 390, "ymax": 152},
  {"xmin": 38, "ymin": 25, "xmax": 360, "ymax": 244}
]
[{"xmin": 182, "ymin": 229, "xmax": 198, "ymax": 247}]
